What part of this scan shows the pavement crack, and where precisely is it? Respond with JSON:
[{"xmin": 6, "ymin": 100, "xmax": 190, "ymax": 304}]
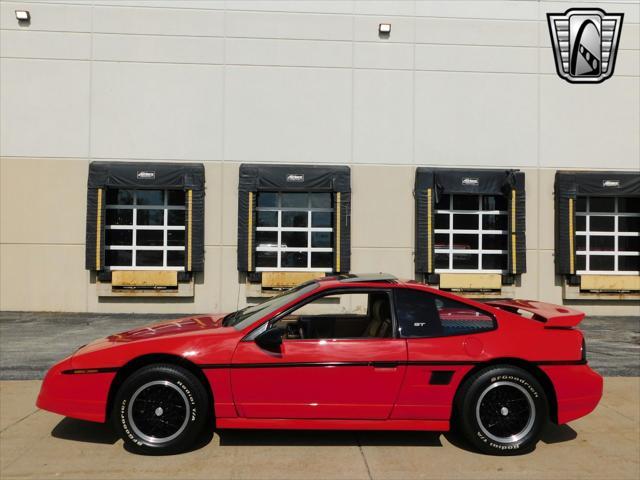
[
  {"xmin": 356, "ymin": 434, "xmax": 373, "ymax": 480},
  {"xmin": 0, "ymin": 408, "xmax": 39, "ymax": 434},
  {"xmin": 600, "ymin": 402, "xmax": 638, "ymax": 423}
]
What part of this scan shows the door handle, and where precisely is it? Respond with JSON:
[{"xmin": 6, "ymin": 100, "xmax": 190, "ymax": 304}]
[{"xmin": 370, "ymin": 361, "xmax": 399, "ymax": 369}]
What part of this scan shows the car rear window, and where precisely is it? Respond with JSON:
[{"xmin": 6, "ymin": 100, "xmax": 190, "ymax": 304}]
[{"xmin": 395, "ymin": 289, "xmax": 495, "ymax": 338}]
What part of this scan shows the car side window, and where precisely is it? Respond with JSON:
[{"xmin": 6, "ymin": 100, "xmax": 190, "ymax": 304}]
[
  {"xmin": 271, "ymin": 290, "xmax": 394, "ymax": 340},
  {"xmin": 395, "ymin": 289, "xmax": 494, "ymax": 338}
]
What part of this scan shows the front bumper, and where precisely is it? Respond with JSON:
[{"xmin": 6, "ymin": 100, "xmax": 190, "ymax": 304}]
[
  {"xmin": 36, "ymin": 356, "xmax": 115, "ymax": 423},
  {"xmin": 541, "ymin": 364, "xmax": 604, "ymax": 424}
]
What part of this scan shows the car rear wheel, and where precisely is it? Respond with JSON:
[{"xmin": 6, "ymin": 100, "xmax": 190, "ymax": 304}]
[
  {"xmin": 112, "ymin": 364, "xmax": 209, "ymax": 454},
  {"xmin": 456, "ymin": 365, "xmax": 548, "ymax": 455}
]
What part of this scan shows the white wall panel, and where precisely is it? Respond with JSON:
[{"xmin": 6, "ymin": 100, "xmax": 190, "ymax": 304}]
[
  {"xmin": 415, "ymin": 17, "xmax": 538, "ymax": 47},
  {"xmin": 0, "ymin": 30, "xmax": 90, "ymax": 60},
  {"xmin": 414, "ymin": 71, "xmax": 538, "ymax": 167},
  {"xmin": 230, "ymin": 1, "xmax": 353, "ymax": 15},
  {"xmin": 93, "ymin": 34, "xmax": 224, "ymax": 64},
  {"xmin": 0, "ymin": 58, "xmax": 90, "ymax": 157},
  {"xmin": 93, "ymin": 5, "xmax": 224, "ymax": 36},
  {"xmin": 539, "ymin": 76, "xmax": 640, "ymax": 169},
  {"xmin": 415, "ymin": 1, "xmax": 538, "ymax": 21},
  {"xmin": 225, "ymin": 10, "xmax": 352, "ymax": 41},
  {"xmin": 353, "ymin": 42, "xmax": 414, "ymax": 70},
  {"xmin": 224, "ymin": 66, "xmax": 351, "ymax": 164},
  {"xmin": 226, "ymin": 38, "xmax": 352, "ymax": 68},
  {"xmin": 91, "ymin": 62, "xmax": 223, "ymax": 160},
  {"xmin": 415, "ymin": 44, "xmax": 537, "ymax": 73},
  {"xmin": 353, "ymin": 1, "xmax": 414, "ymax": 16},
  {"xmin": 353, "ymin": 69, "xmax": 413, "ymax": 164}
]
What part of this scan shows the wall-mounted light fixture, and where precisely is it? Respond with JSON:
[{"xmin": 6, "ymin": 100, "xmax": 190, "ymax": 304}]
[
  {"xmin": 15, "ymin": 10, "xmax": 31, "ymax": 22},
  {"xmin": 378, "ymin": 23, "xmax": 391, "ymax": 37}
]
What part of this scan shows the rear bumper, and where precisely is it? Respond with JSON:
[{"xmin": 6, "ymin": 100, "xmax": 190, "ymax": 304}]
[
  {"xmin": 541, "ymin": 364, "xmax": 603, "ymax": 424},
  {"xmin": 36, "ymin": 357, "xmax": 114, "ymax": 423}
]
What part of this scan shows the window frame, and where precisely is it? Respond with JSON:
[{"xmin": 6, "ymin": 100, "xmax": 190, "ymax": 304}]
[
  {"xmin": 255, "ymin": 191, "xmax": 334, "ymax": 272},
  {"xmin": 434, "ymin": 194, "xmax": 509, "ymax": 274},
  {"xmin": 393, "ymin": 287, "xmax": 497, "ymax": 339},
  {"xmin": 104, "ymin": 188, "xmax": 186, "ymax": 271},
  {"xmin": 575, "ymin": 196, "xmax": 639, "ymax": 276},
  {"xmin": 244, "ymin": 287, "xmax": 399, "ymax": 341}
]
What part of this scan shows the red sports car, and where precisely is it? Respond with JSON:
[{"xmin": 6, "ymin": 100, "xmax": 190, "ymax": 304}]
[{"xmin": 37, "ymin": 274, "xmax": 602, "ymax": 455}]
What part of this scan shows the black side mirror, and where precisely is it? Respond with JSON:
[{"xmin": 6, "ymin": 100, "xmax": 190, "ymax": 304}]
[{"xmin": 255, "ymin": 327, "xmax": 284, "ymax": 353}]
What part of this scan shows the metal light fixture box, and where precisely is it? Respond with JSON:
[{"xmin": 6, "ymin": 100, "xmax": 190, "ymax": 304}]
[
  {"xmin": 15, "ymin": 10, "xmax": 30, "ymax": 21},
  {"xmin": 378, "ymin": 23, "xmax": 391, "ymax": 35}
]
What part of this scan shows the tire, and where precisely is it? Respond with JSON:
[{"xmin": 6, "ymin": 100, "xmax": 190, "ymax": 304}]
[
  {"xmin": 455, "ymin": 365, "xmax": 548, "ymax": 455},
  {"xmin": 111, "ymin": 364, "xmax": 209, "ymax": 454}
]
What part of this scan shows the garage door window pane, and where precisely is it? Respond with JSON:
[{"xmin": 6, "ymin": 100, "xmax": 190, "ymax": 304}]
[
  {"xmin": 167, "ymin": 190, "xmax": 185, "ymax": 206},
  {"xmin": 312, "ymin": 232, "xmax": 332, "ymax": 248},
  {"xmin": 311, "ymin": 252, "xmax": 333, "ymax": 268},
  {"xmin": 312, "ymin": 212, "xmax": 332, "ymax": 228},
  {"xmin": 106, "ymin": 189, "xmax": 134, "ymax": 205},
  {"xmin": 282, "ymin": 193, "xmax": 308, "ymax": 208},
  {"xmin": 168, "ymin": 210, "xmax": 185, "ymax": 226},
  {"xmin": 282, "ymin": 211, "xmax": 308, "ymax": 228},
  {"xmin": 256, "ymin": 230, "xmax": 278, "ymax": 246},
  {"xmin": 137, "ymin": 210, "xmax": 164, "ymax": 226},
  {"xmin": 105, "ymin": 229, "xmax": 132, "ymax": 246},
  {"xmin": 282, "ymin": 252, "xmax": 308, "ymax": 268},
  {"xmin": 106, "ymin": 250, "xmax": 132, "ymax": 266},
  {"xmin": 282, "ymin": 232, "xmax": 307, "ymax": 248},
  {"xmin": 106, "ymin": 209, "xmax": 133, "ymax": 226},
  {"xmin": 137, "ymin": 250, "xmax": 163, "ymax": 267},
  {"xmin": 310, "ymin": 193, "xmax": 332, "ymax": 208},
  {"xmin": 619, "ymin": 256, "xmax": 639, "ymax": 271},
  {"xmin": 167, "ymin": 251, "xmax": 185, "ymax": 267},
  {"xmin": 483, "ymin": 254, "xmax": 507, "ymax": 270},
  {"xmin": 136, "ymin": 190, "xmax": 164, "ymax": 206},
  {"xmin": 137, "ymin": 230, "xmax": 164, "ymax": 246},
  {"xmin": 256, "ymin": 251, "xmax": 277, "ymax": 268},
  {"xmin": 167, "ymin": 230, "xmax": 185, "ymax": 247},
  {"xmin": 453, "ymin": 254, "xmax": 478, "ymax": 269}
]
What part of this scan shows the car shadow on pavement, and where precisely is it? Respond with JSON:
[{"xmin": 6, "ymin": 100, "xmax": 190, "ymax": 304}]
[
  {"xmin": 51, "ymin": 417, "xmax": 118, "ymax": 445},
  {"xmin": 217, "ymin": 429, "xmax": 443, "ymax": 447},
  {"xmin": 540, "ymin": 423, "xmax": 578, "ymax": 444}
]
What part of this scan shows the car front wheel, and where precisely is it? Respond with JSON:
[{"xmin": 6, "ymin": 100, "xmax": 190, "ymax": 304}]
[
  {"xmin": 112, "ymin": 364, "xmax": 209, "ymax": 454},
  {"xmin": 456, "ymin": 365, "xmax": 548, "ymax": 455}
]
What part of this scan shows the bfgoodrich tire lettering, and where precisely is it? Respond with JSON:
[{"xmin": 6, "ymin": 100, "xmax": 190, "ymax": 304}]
[
  {"xmin": 112, "ymin": 364, "xmax": 209, "ymax": 454},
  {"xmin": 456, "ymin": 365, "xmax": 548, "ymax": 455}
]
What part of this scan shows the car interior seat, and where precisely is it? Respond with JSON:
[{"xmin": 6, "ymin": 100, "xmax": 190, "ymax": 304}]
[{"xmin": 364, "ymin": 296, "xmax": 392, "ymax": 338}]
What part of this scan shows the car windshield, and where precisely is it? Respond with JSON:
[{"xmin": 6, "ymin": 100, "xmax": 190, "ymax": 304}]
[{"xmin": 223, "ymin": 281, "xmax": 319, "ymax": 330}]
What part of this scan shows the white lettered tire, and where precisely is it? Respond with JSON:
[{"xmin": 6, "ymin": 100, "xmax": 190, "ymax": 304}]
[
  {"xmin": 456, "ymin": 365, "xmax": 548, "ymax": 455},
  {"xmin": 112, "ymin": 364, "xmax": 209, "ymax": 454}
]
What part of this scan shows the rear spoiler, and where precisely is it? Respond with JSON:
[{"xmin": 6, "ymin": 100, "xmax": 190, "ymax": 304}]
[{"xmin": 485, "ymin": 299, "xmax": 585, "ymax": 328}]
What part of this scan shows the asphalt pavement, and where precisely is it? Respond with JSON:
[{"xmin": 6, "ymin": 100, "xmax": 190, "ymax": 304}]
[{"xmin": 0, "ymin": 311, "xmax": 638, "ymax": 379}]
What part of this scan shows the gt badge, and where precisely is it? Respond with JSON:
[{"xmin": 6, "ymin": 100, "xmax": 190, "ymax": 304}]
[{"xmin": 547, "ymin": 8, "xmax": 623, "ymax": 84}]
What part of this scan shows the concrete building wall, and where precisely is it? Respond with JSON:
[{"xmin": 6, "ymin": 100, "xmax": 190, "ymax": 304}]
[{"xmin": 1, "ymin": 0, "xmax": 638, "ymax": 314}]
